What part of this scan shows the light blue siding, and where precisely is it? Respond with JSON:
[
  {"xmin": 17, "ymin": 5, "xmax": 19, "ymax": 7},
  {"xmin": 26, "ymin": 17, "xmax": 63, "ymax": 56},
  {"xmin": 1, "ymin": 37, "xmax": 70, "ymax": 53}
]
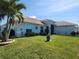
[
  {"xmin": 12, "ymin": 23, "xmax": 42, "ymax": 37},
  {"xmin": 54, "ymin": 26, "xmax": 75, "ymax": 35}
]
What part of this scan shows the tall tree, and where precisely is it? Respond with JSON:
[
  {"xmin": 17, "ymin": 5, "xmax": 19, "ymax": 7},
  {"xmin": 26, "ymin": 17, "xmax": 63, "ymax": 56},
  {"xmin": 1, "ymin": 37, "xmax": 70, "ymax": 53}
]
[{"xmin": 0, "ymin": 0, "xmax": 26, "ymax": 42}]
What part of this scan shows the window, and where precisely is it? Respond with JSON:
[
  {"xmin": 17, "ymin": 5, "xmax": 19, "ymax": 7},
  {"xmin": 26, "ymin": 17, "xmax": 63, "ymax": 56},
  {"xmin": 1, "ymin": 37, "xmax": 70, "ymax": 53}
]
[
  {"xmin": 40, "ymin": 26, "xmax": 43, "ymax": 32},
  {"xmin": 35, "ymin": 26, "xmax": 38, "ymax": 29},
  {"xmin": 41, "ymin": 26, "xmax": 43, "ymax": 29}
]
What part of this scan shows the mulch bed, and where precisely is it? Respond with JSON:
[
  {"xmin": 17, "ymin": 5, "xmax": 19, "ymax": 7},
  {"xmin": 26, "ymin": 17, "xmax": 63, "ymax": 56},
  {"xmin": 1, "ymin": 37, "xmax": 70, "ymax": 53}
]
[{"xmin": 0, "ymin": 39, "xmax": 15, "ymax": 45}]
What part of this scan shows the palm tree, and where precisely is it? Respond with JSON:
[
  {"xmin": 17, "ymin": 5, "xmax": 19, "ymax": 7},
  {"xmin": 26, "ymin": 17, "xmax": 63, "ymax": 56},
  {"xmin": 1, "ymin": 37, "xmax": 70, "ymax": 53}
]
[{"xmin": 0, "ymin": 0, "xmax": 26, "ymax": 42}]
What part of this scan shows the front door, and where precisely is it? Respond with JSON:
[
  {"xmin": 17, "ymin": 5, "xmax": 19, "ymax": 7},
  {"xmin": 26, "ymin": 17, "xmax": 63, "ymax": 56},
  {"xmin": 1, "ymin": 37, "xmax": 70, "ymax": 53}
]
[{"xmin": 40, "ymin": 26, "xmax": 43, "ymax": 33}]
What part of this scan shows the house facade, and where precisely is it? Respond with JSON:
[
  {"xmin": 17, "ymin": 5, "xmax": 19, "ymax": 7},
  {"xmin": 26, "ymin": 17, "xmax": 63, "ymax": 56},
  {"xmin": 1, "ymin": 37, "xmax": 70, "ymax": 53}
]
[
  {"xmin": 11, "ymin": 17, "xmax": 43, "ymax": 37},
  {"xmin": 1, "ymin": 17, "xmax": 77, "ymax": 37},
  {"xmin": 54, "ymin": 22, "xmax": 76, "ymax": 35}
]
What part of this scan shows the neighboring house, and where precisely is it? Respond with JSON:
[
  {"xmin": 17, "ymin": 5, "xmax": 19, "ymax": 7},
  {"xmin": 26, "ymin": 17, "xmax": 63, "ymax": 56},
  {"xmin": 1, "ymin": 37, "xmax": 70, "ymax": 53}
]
[
  {"xmin": 75, "ymin": 26, "xmax": 79, "ymax": 32},
  {"xmin": 75, "ymin": 26, "xmax": 79, "ymax": 35},
  {"xmin": 54, "ymin": 21, "xmax": 77, "ymax": 35},
  {"xmin": 0, "ymin": 17, "xmax": 77, "ymax": 37}
]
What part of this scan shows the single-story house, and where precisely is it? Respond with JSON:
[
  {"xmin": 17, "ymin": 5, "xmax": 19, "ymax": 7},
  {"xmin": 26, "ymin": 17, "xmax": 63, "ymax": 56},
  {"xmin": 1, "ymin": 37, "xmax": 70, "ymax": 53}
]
[{"xmin": 0, "ymin": 17, "xmax": 77, "ymax": 37}]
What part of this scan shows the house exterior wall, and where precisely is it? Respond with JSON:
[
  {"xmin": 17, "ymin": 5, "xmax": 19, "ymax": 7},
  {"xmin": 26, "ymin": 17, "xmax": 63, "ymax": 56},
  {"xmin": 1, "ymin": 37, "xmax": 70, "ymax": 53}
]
[
  {"xmin": 12, "ymin": 23, "xmax": 42, "ymax": 37},
  {"xmin": 54, "ymin": 26, "xmax": 75, "ymax": 35}
]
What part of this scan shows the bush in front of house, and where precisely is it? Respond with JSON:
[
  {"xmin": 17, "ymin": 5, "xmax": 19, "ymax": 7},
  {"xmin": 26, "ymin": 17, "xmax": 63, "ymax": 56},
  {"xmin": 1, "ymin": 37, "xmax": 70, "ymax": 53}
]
[
  {"xmin": 71, "ymin": 31, "xmax": 76, "ymax": 36},
  {"xmin": 25, "ymin": 32, "xmax": 36, "ymax": 37},
  {"xmin": 40, "ymin": 32, "xmax": 47, "ymax": 36},
  {"xmin": 35, "ymin": 33, "xmax": 39, "ymax": 36}
]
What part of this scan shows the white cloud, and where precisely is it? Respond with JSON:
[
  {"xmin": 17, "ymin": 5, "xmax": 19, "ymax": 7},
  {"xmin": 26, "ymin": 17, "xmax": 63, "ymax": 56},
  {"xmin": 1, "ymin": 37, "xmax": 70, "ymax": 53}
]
[{"xmin": 29, "ymin": 16, "xmax": 37, "ymax": 18}]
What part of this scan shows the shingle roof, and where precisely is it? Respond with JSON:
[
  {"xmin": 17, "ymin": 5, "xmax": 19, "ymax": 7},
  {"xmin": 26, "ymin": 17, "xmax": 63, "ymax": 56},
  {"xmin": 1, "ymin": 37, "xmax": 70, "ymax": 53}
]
[
  {"xmin": 24, "ymin": 17, "xmax": 44, "ymax": 25},
  {"xmin": 41, "ymin": 19, "xmax": 56, "ymax": 24},
  {"xmin": 41, "ymin": 19, "xmax": 56, "ymax": 22},
  {"xmin": 55, "ymin": 21, "xmax": 77, "ymax": 26}
]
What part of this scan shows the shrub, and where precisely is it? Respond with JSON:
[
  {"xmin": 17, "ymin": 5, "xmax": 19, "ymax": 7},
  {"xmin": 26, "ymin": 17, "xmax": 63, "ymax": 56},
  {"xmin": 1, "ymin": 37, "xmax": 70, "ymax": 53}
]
[
  {"xmin": 25, "ymin": 32, "xmax": 36, "ymax": 37},
  {"xmin": 40, "ymin": 32, "xmax": 47, "ymax": 36},
  {"xmin": 71, "ymin": 31, "xmax": 76, "ymax": 36},
  {"xmin": 35, "ymin": 33, "xmax": 39, "ymax": 36}
]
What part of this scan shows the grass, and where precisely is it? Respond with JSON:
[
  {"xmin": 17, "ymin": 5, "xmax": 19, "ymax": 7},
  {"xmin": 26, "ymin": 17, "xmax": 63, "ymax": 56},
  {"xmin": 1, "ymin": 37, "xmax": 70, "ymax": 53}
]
[{"xmin": 0, "ymin": 35, "xmax": 79, "ymax": 59}]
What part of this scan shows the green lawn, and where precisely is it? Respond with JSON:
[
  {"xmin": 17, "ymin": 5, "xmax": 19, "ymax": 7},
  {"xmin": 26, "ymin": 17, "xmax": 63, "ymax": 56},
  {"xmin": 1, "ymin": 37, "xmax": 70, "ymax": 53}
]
[{"xmin": 0, "ymin": 35, "xmax": 79, "ymax": 59}]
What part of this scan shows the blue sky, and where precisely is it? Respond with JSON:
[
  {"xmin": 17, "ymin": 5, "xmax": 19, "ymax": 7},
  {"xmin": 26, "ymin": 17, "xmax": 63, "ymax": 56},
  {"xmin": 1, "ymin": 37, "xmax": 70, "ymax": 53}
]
[{"xmin": 1, "ymin": 0, "xmax": 79, "ymax": 25}]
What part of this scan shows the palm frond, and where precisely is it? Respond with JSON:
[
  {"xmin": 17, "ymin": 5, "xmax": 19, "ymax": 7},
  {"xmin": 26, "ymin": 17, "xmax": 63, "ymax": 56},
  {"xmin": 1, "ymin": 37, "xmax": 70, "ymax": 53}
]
[
  {"xmin": 15, "ymin": 12, "xmax": 24, "ymax": 23},
  {"xmin": 0, "ymin": 0, "xmax": 26, "ymax": 23},
  {"xmin": 16, "ymin": 3, "xmax": 26, "ymax": 11},
  {"xmin": 10, "ymin": 0, "xmax": 19, "ymax": 4}
]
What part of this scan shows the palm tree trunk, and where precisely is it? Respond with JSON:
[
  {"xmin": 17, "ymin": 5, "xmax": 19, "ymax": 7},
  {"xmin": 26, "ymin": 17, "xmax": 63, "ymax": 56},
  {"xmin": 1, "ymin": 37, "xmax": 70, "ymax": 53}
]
[{"xmin": 2, "ymin": 16, "xmax": 11, "ymax": 42}]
